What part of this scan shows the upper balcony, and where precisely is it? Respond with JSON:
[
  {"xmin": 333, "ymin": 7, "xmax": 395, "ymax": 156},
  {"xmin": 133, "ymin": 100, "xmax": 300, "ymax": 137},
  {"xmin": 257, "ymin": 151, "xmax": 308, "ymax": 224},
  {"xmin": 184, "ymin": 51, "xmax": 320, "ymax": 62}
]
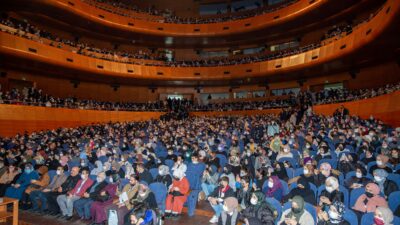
[
  {"xmin": 1, "ymin": 0, "xmax": 382, "ymax": 47},
  {"xmin": 0, "ymin": 0, "xmax": 399, "ymax": 87}
]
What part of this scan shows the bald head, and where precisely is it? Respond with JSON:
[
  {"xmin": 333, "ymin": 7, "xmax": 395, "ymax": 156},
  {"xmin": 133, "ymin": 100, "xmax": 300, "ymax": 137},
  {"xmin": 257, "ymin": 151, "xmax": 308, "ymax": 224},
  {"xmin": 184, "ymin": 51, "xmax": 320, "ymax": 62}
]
[{"xmin": 70, "ymin": 166, "xmax": 80, "ymax": 176}]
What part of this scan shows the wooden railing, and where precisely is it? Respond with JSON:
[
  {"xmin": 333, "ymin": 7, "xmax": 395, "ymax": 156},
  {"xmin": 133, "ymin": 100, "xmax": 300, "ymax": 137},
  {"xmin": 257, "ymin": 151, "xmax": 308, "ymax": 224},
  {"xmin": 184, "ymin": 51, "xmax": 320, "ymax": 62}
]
[
  {"xmin": 19, "ymin": 0, "xmax": 327, "ymax": 37},
  {"xmin": 0, "ymin": 0, "xmax": 398, "ymax": 81}
]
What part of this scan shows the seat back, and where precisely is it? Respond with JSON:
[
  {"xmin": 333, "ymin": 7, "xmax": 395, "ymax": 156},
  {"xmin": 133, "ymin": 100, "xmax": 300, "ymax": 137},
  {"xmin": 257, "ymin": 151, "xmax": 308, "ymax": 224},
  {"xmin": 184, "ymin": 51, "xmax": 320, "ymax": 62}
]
[
  {"xmin": 349, "ymin": 187, "xmax": 365, "ymax": 208},
  {"xmin": 266, "ymin": 197, "xmax": 282, "ymax": 223},
  {"xmin": 343, "ymin": 208, "xmax": 358, "ymax": 225},
  {"xmin": 149, "ymin": 168, "xmax": 159, "ymax": 180},
  {"xmin": 149, "ymin": 182, "xmax": 167, "ymax": 213},
  {"xmin": 388, "ymin": 191, "xmax": 400, "ymax": 212}
]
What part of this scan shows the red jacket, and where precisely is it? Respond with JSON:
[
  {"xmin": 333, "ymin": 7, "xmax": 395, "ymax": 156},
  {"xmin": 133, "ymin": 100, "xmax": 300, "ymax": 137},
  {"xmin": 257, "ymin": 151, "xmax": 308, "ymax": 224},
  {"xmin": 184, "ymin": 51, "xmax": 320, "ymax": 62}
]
[{"xmin": 68, "ymin": 178, "xmax": 94, "ymax": 197}]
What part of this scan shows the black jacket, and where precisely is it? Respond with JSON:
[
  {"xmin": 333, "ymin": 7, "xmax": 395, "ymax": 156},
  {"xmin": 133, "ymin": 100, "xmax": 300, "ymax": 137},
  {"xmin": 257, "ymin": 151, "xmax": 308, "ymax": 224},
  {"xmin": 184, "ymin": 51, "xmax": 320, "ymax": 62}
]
[
  {"xmin": 210, "ymin": 185, "xmax": 235, "ymax": 199},
  {"xmin": 241, "ymin": 203, "xmax": 275, "ymax": 225},
  {"xmin": 236, "ymin": 187, "xmax": 253, "ymax": 208},
  {"xmin": 139, "ymin": 170, "xmax": 154, "ymax": 185},
  {"xmin": 60, "ymin": 175, "xmax": 80, "ymax": 194},
  {"xmin": 88, "ymin": 181, "xmax": 108, "ymax": 201}
]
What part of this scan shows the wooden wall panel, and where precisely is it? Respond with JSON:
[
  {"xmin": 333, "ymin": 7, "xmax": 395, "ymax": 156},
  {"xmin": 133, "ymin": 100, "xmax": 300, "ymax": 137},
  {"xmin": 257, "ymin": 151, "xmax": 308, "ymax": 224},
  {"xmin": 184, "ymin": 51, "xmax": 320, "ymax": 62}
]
[{"xmin": 0, "ymin": 105, "xmax": 164, "ymax": 137}]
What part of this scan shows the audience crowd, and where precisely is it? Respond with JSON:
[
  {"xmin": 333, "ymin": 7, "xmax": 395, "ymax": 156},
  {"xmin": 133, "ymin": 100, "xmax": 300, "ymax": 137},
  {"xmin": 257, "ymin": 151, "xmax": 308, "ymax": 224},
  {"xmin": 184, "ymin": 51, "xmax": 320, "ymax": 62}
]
[
  {"xmin": 0, "ymin": 101, "xmax": 399, "ymax": 225},
  {"xmin": 1, "ymin": 83, "xmax": 399, "ymax": 113},
  {"xmin": 0, "ymin": 14, "xmax": 370, "ymax": 67},
  {"xmin": 83, "ymin": 0, "xmax": 298, "ymax": 24}
]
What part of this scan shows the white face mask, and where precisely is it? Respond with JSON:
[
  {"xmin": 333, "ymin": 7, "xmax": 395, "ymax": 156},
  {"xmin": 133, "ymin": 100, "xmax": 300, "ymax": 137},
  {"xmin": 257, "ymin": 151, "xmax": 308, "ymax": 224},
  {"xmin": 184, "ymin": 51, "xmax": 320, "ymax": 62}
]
[
  {"xmin": 303, "ymin": 168, "xmax": 309, "ymax": 174},
  {"xmin": 81, "ymin": 174, "xmax": 87, "ymax": 180},
  {"xmin": 356, "ymin": 172, "xmax": 362, "ymax": 178},
  {"xmin": 328, "ymin": 210, "xmax": 339, "ymax": 220},
  {"xmin": 56, "ymin": 170, "xmax": 61, "ymax": 175},
  {"xmin": 222, "ymin": 205, "xmax": 229, "ymax": 212},
  {"xmin": 376, "ymin": 161, "xmax": 383, "ymax": 166},
  {"xmin": 246, "ymin": 152, "xmax": 251, "ymax": 157},
  {"xmin": 250, "ymin": 197, "xmax": 258, "ymax": 205},
  {"xmin": 374, "ymin": 176, "xmax": 384, "ymax": 182},
  {"xmin": 268, "ymin": 181, "xmax": 274, "ymax": 188},
  {"xmin": 240, "ymin": 171, "xmax": 247, "ymax": 177},
  {"xmin": 284, "ymin": 147, "xmax": 290, "ymax": 153},
  {"xmin": 326, "ymin": 186, "xmax": 334, "ymax": 193},
  {"xmin": 81, "ymin": 162, "xmax": 85, "ymax": 167},
  {"xmin": 96, "ymin": 177, "xmax": 103, "ymax": 183}
]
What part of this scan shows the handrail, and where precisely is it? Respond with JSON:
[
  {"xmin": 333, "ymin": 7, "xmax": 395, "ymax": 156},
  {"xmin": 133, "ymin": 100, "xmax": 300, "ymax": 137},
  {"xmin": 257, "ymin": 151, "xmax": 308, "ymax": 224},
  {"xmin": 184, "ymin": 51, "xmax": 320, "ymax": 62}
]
[
  {"xmin": 13, "ymin": 0, "xmax": 328, "ymax": 37},
  {"xmin": 0, "ymin": 0, "xmax": 398, "ymax": 81}
]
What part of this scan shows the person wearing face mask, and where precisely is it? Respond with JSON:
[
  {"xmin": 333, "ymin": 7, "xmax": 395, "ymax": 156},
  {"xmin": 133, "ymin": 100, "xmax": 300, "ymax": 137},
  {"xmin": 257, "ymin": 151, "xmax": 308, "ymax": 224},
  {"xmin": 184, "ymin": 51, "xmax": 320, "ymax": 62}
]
[
  {"xmin": 165, "ymin": 169, "xmax": 189, "ymax": 219},
  {"xmin": 353, "ymin": 183, "xmax": 388, "ymax": 219},
  {"xmin": 73, "ymin": 172, "xmax": 108, "ymax": 220},
  {"xmin": 314, "ymin": 162, "xmax": 335, "ymax": 187},
  {"xmin": 360, "ymin": 148, "xmax": 376, "ymax": 165},
  {"xmin": 171, "ymin": 155, "xmax": 187, "ymax": 175},
  {"xmin": 278, "ymin": 195, "xmax": 314, "ymax": 225},
  {"xmin": 265, "ymin": 176, "xmax": 283, "ymax": 201},
  {"xmin": 89, "ymin": 180, "xmax": 119, "ymax": 225},
  {"xmin": 5, "ymin": 163, "xmax": 39, "ymax": 200},
  {"xmin": 155, "ymin": 165, "xmax": 172, "ymax": 188},
  {"xmin": 317, "ymin": 201, "xmax": 349, "ymax": 225},
  {"xmin": 186, "ymin": 153, "xmax": 206, "ymax": 189},
  {"xmin": 220, "ymin": 165, "xmax": 237, "ymax": 192},
  {"xmin": 369, "ymin": 154, "xmax": 393, "ymax": 174},
  {"xmin": 0, "ymin": 163, "xmax": 20, "ymax": 196},
  {"xmin": 272, "ymin": 162, "xmax": 289, "ymax": 182},
  {"xmin": 30, "ymin": 166, "xmax": 68, "ymax": 213},
  {"xmin": 276, "ymin": 142, "xmax": 293, "ymax": 162},
  {"xmin": 218, "ymin": 197, "xmax": 240, "ymax": 225},
  {"xmin": 344, "ymin": 164, "xmax": 371, "ymax": 190},
  {"xmin": 373, "ymin": 207, "xmax": 394, "ymax": 225},
  {"xmin": 242, "ymin": 150, "xmax": 256, "ymax": 179},
  {"xmin": 165, "ymin": 148, "xmax": 177, "ymax": 162},
  {"xmin": 201, "ymin": 165, "xmax": 220, "ymax": 200},
  {"xmin": 21, "ymin": 165, "xmax": 50, "ymax": 210},
  {"xmin": 319, "ymin": 177, "xmax": 344, "ymax": 212},
  {"xmin": 236, "ymin": 176, "xmax": 253, "ymax": 210},
  {"xmin": 241, "ymin": 191, "xmax": 276, "ymax": 225},
  {"xmin": 284, "ymin": 177, "xmax": 316, "ymax": 206},
  {"xmin": 373, "ymin": 169, "xmax": 398, "ymax": 198},
  {"xmin": 56, "ymin": 168, "xmax": 94, "ymax": 220},
  {"xmin": 123, "ymin": 183, "xmax": 157, "ymax": 225},
  {"xmin": 208, "ymin": 176, "xmax": 236, "ymax": 223},
  {"xmin": 106, "ymin": 174, "xmax": 140, "ymax": 225}
]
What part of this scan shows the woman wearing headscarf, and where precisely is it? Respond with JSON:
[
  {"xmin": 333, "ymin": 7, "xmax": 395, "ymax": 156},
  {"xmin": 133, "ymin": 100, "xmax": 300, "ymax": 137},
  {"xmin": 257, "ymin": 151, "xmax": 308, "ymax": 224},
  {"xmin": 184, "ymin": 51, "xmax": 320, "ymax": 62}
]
[
  {"xmin": 317, "ymin": 201, "xmax": 349, "ymax": 225},
  {"xmin": 273, "ymin": 162, "xmax": 289, "ymax": 182},
  {"xmin": 89, "ymin": 180, "xmax": 118, "ymax": 225},
  {"xmin": 21, "ymin": 165, "xmax": 50, "ymax": 209},
  {"xmin": 284, "ymin": 177, "xmax": 316, "ymax": 206},
  {"xmin": 319, "ymin": 176, "xmax": 344, "ymax": 212},
  {"xmin": 278, "ymin": 195, "xmax": 314, "ymax": 225},
  {"xmin": 165, "ymin": 169, "xmax": 190, "ymax": 219},
  {"xmin": 338, "ymin": 153, "xmax": 357, "ymax": 175},
  {"xmin": 218, "ymin": 197, "xmax": 240, "ymax": 225},
  {"xmin": 155, "ymin": 164, "xmax": 173, "ymax": 188},
  {"xmin": 373, "ymin": 169, "xmax": 398, "ymax": 198},
  {"xmin": 344, "ymin": 164, "xmax": 371, "ymax": 190},
  {"xmin": 353, "ymin": 183, "xmax": 388, "ymax": 219},
  {"xmin": 369, "ymin": 155, "xmax": 393, "ymax": 174},
  {"xmin": 90, "ymin": 160, "xmax": 103, "ymax": 176},
  {"xmin": 120, "ymin": 154, "xmax": 135, "ymax": 179},
  {"xmin": 241, "ymin": 191, "xmax": 276, "ymax": 225},
  {"xmin": 123, "ymin": 183, "xmax": 157, "ymax": 225},
  {"xmin": 374, "ymin": 207, "xmax": 394, "ymax": 225},
  {"xmin": 265, "ymin": 176, "xmax": 283, "ymax": 201}
]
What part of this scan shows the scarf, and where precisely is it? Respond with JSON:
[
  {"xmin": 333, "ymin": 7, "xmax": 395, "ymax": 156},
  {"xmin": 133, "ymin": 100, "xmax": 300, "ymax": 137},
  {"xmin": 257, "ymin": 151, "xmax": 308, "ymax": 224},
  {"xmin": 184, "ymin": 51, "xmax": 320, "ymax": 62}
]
[
  {"xmin": 221, "ymin": 210, "xmax": 238, "ymax": 225},
  {"xmin": 289, "ymin": 196, "xmax": 305, "ymax": 222}
]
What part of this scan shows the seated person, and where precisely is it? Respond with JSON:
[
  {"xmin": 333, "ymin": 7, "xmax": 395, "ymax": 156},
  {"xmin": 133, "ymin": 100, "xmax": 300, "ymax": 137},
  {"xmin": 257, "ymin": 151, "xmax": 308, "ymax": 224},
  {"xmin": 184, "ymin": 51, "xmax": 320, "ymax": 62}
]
[
  {"xmin": 73, "ymin": 172, "xmax": 108, "ymax": 220},
  {"xmin": 374, "ymin": 206, "xmax": 394, "ymax": 225},
  {"xmin": 317, "ymin": 201, "xmax": 349, "ymax": 225},
  {"xmin": 373, "ymin": 169, "xmax": 398, "ymax": 198},
  {"xmin": 155, "ymin": 165, "xmax": 172, "ymax": 188},
  {"xmin": 208, "ymin": 176, "xmax": 235, "ymax": 223},
  {"xmin": 5, "ymin": 163, "xmax": 39, "ymax": 200},
  {"xmin": 352, "ymin": 183, "xmax": 388, "ymax": 218},
  {"xmin": 165, "ymin": 169, "xmax": 189, "ymax": 219},
  {"xmin": 136, "ymin": 163, "xmax": 153, "ymax": 185},
  {"xmin": 201, "ymin": 164, "xmax": 219, "ymax": 200},
  {"xmin": 43, "ymin": 166, "xmax": 80, "ymax": 215},
  {"xmin": 265, "ymin": 175, "xmax": 283, "ymax": 201},
  {"xmin": 278, "ymin": 195, "xmax": 315, "ymax": 225},
  {"xmin": 128, "ymin": 207, "xmax": 155, "ymax": 225},
  {"xmin": 21, "ymin": 165, "xmax": 50, "ymax": 209},
  {"xmin": 123, "ymin": 182, "xmax": 157, "ymax": 225},
  {"xmin": 369, "ymin": 155, "xmax": 393, "ymax": 174},
  {"xmin": 236, "ymin": 176, "xmax": 253, "ymax": 210},
  {"xmin": 319, "ymin": 176, "xmax": 344, "ymax": 212},
  {"xmin": 344, "ymin": 164, "xmax": 371, "ymax": 190},
  {"xmin": 284, "ymin": 177, "xmax": 316, "ymax": 206},
  {"xmin": 218, "ymin": 197, "xmax": 240, "ymax": 225},
  {"xmin": 241, "ymin": 191, "xmax": 276, "ymax": 225},
  {"xmin": 0, "ymin": 163, "xmax": 20, "ymax": 196},
  {"xmin": 56, "ymin": 168, "xmax": 94, "ymax": 220},
  {"xmin": 106, "ymin": 174, "xmax": 140, "ymax": 225},
  {"xmin": 30, "ymin": 166, "xmax": 68, "ymax": 213},
  {"xmin": 90, "ymin": 176, "xmax": 118, "ymax": 225}
]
